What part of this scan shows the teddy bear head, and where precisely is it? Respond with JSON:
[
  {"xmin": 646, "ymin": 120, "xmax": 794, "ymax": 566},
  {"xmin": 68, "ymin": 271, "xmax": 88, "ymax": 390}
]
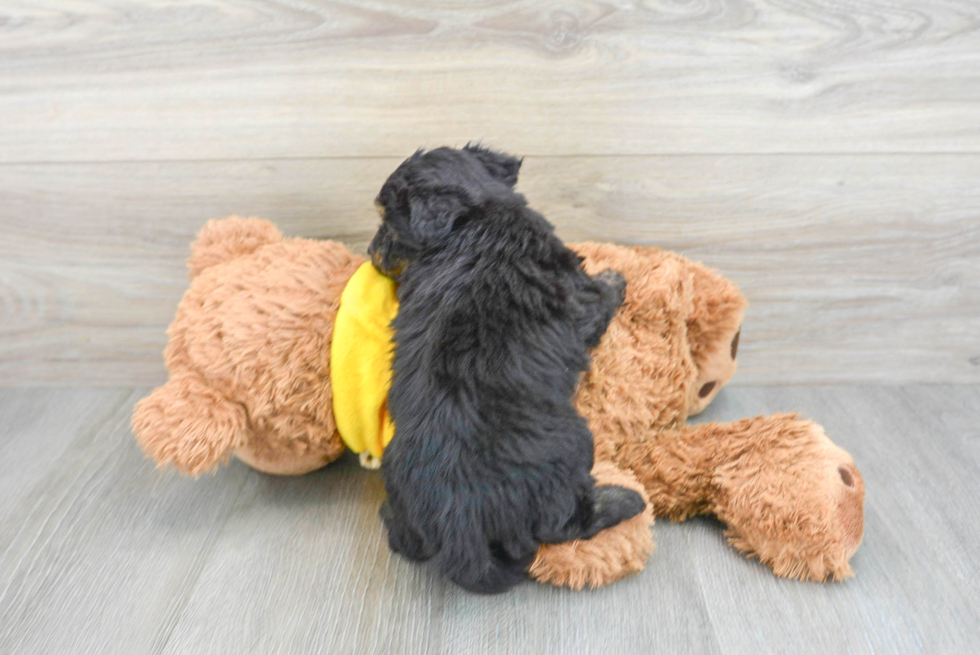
[{"xmin": 568, "ymin": 242, "xmax": 747, "ymax": 460}]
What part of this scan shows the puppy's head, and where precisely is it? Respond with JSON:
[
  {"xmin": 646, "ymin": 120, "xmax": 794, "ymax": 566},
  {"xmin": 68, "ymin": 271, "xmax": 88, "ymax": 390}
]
[{"xmin": 368, "ymin": 144, "xmax": 523, "ymax": 279}]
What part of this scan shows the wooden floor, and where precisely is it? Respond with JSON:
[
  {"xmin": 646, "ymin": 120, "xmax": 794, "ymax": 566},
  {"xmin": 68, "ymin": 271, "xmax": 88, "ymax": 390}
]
[
  {"xmin": 2, "ymin": 2, "xmax": 979, "ymax": 653},
  {"xmin": 0, "ymin": 385, "xmax": 977, "ymax": 654}
]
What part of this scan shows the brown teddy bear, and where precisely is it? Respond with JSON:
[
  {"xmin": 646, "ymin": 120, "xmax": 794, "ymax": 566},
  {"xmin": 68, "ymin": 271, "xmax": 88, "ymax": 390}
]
[{"xmin": 132, "ymin": 217, "xmax": 864, "ymax": 589}]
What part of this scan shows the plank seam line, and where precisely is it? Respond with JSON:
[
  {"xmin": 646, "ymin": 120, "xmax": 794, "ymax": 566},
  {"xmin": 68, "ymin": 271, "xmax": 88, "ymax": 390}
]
[{"xmin": 2, "ymin": 152, "xmax": 980, "ymax": 166}]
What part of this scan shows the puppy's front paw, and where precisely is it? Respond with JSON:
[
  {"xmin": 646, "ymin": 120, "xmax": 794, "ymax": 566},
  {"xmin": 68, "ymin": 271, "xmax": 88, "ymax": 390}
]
[{"xmin": 595, "ymin": 269, "xmax": 627, "ymax": 306}]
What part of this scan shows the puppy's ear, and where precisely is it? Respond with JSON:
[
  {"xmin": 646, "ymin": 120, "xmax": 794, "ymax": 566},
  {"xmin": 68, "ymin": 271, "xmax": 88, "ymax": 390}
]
[
  {"xmin": 464, "ymin": 143, "xmax": 522, "ymax": 187},
  {"xmin": 410, "ymin": 193, "xmax": 471, "ymax": 242}
]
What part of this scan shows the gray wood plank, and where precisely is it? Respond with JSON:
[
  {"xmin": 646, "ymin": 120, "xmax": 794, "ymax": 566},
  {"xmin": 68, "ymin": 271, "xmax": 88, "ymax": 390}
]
[
  {"xmin": 1, "ymin": 1, "xmax": 980, "ymax": 161},
  {"xmin": 155, "ymin": 458, "xmax": 450, "ymax": 655},
  {"xmin": 0, "ymin": 388, "xmax": 253, "ymax": 655},
  {"xmin": 1, "ymin": 386, "xmax": 978, "ymax": 653},
  {"xmin": 689, "ymin": 385, "xmax": 980, "ymax": 655},
  {"xmin": 0, "ymin": 389, "xmax": 123, "ymax": 525},
  {"xmin": 2, "ymin": 155, "xmax": 978, "ymax": 386},
  {"xmin": 160, "ymin": 463, "xmax": 719, "ymax": 654}
]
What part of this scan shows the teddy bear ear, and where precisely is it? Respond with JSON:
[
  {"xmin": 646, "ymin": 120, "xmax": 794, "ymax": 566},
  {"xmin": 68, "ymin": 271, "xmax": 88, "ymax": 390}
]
[{"xmin": 463, "ymin": 142, "xmax": 522, "ymax": 187}]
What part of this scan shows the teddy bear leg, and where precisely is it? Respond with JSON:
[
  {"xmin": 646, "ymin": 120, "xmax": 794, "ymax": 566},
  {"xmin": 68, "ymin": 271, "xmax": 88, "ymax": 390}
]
[
  {"xmin": 132, "ymin": 373, "xmax": 248, "ymax": 476},
  {"xmin": 618, "ymin": 414, "xmax": 864, "ymax": 580},
  {"xmin": 710, "ymin": 414, "xmax": 864, "ymax": 581},
  {"xmin": 529, "ymin": 462, "xmax": 655, "ymax": 590}
]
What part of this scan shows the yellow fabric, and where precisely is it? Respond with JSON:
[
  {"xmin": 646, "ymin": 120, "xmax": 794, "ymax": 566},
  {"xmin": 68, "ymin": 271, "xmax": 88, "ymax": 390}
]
[{"xmin": 331, "ymin": 262, "xmax": 399, "ymax": 460}]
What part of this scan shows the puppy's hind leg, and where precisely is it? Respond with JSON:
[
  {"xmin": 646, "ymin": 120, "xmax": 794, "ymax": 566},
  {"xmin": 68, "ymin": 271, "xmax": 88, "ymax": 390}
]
[
  {"xmin": 534, "ymin": 482, "xmax": 645, "ymax": 544},
  {"xmin": 380, "ymin": 499, "xmax": 436, "ymax": 562},
  {"xmin": 442, "ymin": 539, "xmax": 535, "ymax": 595},
  {"xmin": 580, "ymin": 485, "xmax": 647, "ymax": 540}
]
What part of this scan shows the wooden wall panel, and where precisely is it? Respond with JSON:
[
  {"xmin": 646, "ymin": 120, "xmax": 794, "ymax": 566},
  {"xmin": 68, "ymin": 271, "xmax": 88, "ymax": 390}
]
[
  {"xmin": 1, "ymin": 1, "xmax": 980, "ymax": 161},
  {"xmin": 1, "ymin": 155, "xmax": 977, "ymax": 385}
]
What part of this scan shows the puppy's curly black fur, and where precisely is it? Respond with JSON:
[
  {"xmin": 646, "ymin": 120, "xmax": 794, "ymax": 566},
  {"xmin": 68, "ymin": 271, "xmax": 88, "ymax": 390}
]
[{"xmin": 369, "ymin": 145, "xmax": 646, "ymax": 594}]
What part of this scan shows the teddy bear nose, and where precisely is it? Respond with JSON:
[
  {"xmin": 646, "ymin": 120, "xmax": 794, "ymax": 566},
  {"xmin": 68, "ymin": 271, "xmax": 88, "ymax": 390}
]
[
  {"xmin": 838, "ymin": 464, "xmax": 855, "ymax": 488},
  {"xmin": 731, "ymin": 329, "xmax": 740, "ymax": 360},
  {"xmin": 698, "ymin": 381, "xmax": 716, "ymax": 398}
]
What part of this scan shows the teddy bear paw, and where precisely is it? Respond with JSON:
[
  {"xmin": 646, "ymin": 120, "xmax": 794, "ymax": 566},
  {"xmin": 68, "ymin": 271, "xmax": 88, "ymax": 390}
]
[{"xmin": 714, "ymin": 417, "xmax": 864, "ymax": 581}]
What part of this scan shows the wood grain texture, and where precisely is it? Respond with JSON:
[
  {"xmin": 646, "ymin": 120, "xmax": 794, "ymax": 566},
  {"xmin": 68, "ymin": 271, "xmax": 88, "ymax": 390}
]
[
  {"xmin": 2, "ymin": 2, "xmax": 976, "ymax": 651},
  {"xmin": 0, "ymin": 389, "xmax": 255, "ymax": 654},
  {"xmin": 1, "ymin": 155, "xmax": 977, "ymax": 385},
  {"xmin": 1, "ymin": 0, "xmax": 980, "ymax": 161},
  {"xmin": 1, "ymin": 385, "xmax": 978, "ymax": 654}
]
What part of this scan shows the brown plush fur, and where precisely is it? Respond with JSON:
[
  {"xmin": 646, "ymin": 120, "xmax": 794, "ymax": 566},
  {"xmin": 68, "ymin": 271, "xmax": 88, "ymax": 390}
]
[
  {"xmin": 529, "ymin": 461, "xmax": 655, "ymax": 590},
  {"xmin": 132, "ymin": 217, "xmax": 864, "ymax": 587},
  {"xmin": 133, "ymin": 217, "xmax": 360, "ymax": 476}
]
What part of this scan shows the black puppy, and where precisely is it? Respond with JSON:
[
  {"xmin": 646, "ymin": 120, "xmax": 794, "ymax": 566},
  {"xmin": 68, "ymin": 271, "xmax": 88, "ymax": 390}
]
[{"xmin": 369, "ymin": 145, "xmax": 645, "ymax": 594}]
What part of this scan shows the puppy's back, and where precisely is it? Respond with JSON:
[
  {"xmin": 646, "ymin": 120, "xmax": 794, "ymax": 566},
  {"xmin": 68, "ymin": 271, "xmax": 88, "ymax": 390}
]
[{"xmin": 377, "ymin": 148, "xmax": 643, "ymax": 593}]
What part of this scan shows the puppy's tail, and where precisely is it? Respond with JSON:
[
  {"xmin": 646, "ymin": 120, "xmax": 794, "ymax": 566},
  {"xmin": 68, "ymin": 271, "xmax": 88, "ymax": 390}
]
[{"xmin": 187, "ymin": 216, "xmax": 283, "ymax": 279}]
